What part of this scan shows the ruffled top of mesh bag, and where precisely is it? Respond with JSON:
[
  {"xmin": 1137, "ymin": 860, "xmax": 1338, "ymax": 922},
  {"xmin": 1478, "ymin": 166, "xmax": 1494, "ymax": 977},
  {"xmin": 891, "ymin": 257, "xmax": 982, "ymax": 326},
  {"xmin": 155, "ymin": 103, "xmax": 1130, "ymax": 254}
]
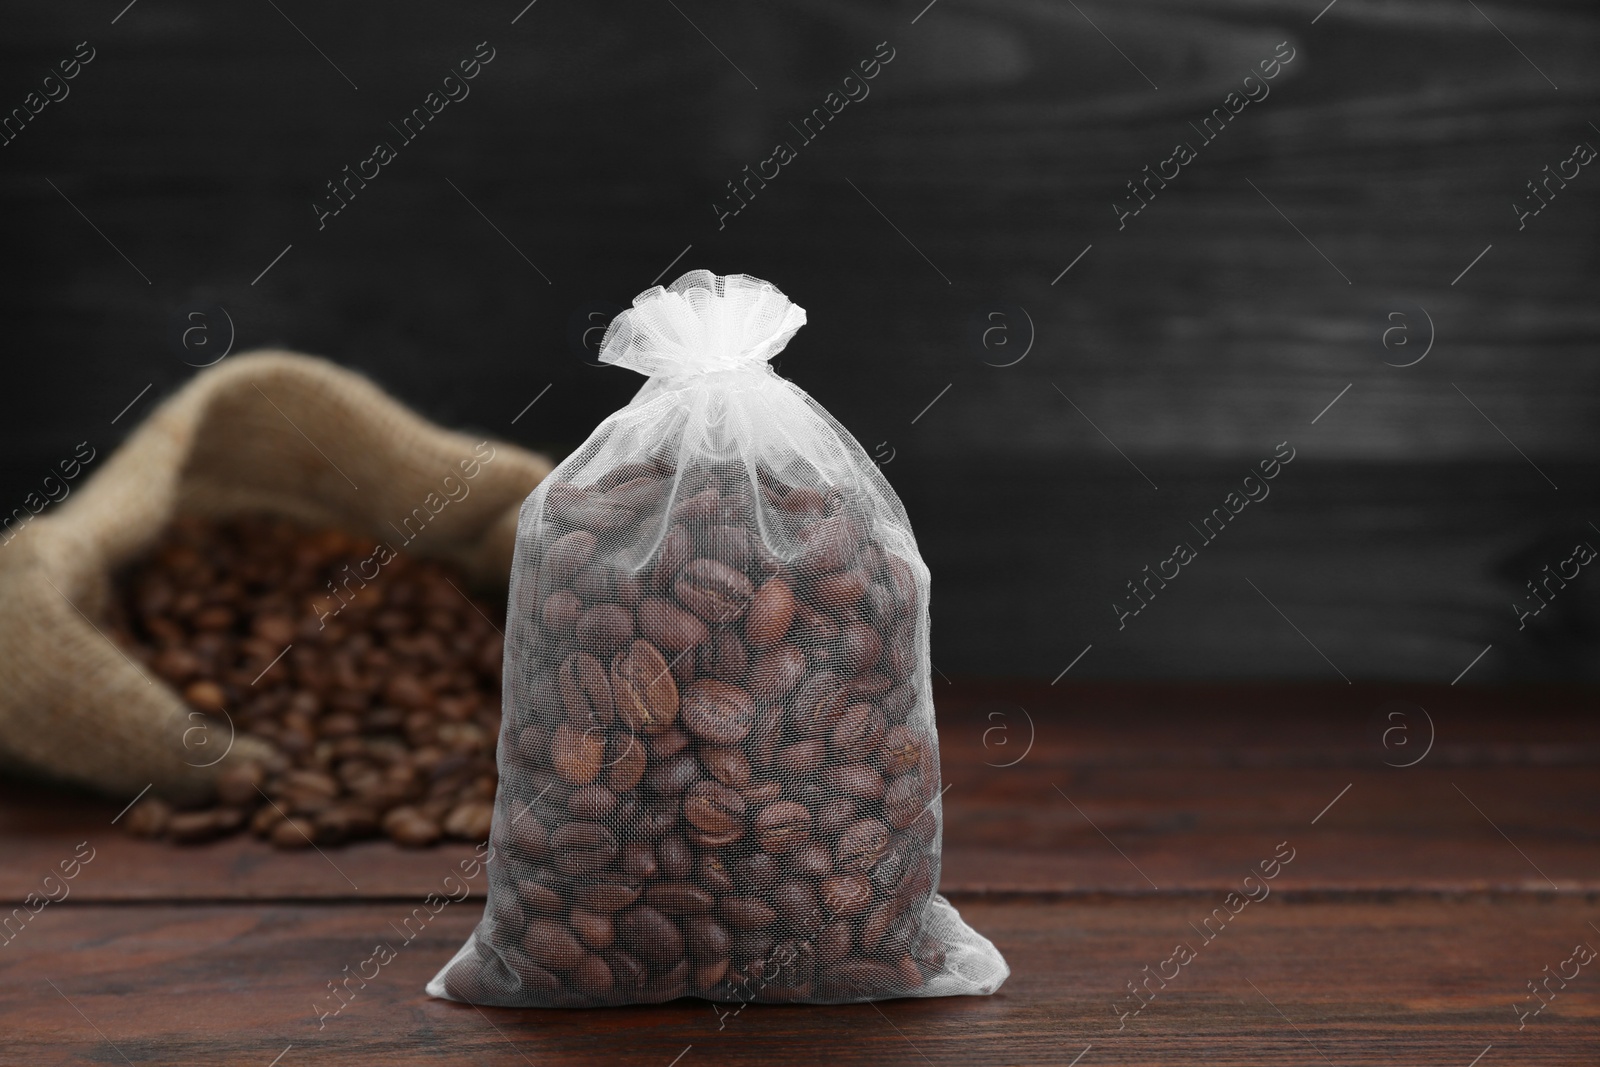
[{"xmin": 598, "ymin": 271, "xmax": 807, "ymax": 379}]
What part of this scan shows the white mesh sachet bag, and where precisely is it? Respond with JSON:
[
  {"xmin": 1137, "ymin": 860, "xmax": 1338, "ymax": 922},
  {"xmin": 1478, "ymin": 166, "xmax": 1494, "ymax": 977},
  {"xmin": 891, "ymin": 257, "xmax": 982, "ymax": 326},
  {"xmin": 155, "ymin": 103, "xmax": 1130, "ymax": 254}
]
[{"xmin": 429, "ymin": 271, "xmax": 1008, "ymax": 1007}]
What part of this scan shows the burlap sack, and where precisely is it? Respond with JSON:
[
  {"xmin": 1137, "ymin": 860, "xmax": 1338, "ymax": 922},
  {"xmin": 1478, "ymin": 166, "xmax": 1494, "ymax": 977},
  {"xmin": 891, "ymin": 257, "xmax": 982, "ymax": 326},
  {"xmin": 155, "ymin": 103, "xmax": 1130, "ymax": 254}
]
[{"xmin": 0, "ymin": 351, "xmax": 552, "ymax": 804}]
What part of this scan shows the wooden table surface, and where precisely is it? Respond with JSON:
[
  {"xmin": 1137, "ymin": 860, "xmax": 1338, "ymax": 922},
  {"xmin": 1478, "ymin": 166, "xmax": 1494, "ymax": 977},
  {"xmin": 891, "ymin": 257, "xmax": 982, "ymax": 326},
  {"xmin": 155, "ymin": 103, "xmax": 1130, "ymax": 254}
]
[{"xmin": 3, "ymin": 680, "xmax": 1597, "ymax": 1066}]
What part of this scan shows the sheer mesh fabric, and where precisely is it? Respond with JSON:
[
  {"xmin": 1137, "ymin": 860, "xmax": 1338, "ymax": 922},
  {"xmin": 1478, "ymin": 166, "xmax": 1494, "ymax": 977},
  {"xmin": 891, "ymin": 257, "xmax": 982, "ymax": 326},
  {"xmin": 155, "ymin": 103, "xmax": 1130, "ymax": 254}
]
[{"xmin": 429, "ymin": 272, "xmax": 1008, "ymax": 1007}]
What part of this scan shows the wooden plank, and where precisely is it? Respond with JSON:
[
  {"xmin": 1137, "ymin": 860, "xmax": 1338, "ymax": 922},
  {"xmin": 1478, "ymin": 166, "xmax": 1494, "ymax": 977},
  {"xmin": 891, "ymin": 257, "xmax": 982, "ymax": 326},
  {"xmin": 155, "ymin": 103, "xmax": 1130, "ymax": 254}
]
[
  {"xmin": 900, "ymin": 459, "xmax": 1600, "ymax": 682},
  {"xmin": 3, "ymin": 684, "xmax": 1593, "ymax": 902},
  {"xmin": 5, "ymin": 1, "xmax": 1600, "ymax": 686},
  {"xmin": 2, "ymin": 898, "xmax": 1595, "ymax": 1065},
  {"xmin": 3, "ymin": 1, "xmax": 1597, "ymax": 466}
]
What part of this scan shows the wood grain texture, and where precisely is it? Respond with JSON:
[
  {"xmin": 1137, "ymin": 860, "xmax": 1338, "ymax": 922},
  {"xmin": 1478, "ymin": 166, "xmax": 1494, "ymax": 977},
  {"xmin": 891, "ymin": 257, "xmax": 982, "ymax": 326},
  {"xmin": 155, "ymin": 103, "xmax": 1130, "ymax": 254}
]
[
  {"xmin": 3, "ymin": 898, "xmax": 1597, "ymax": 1066},
  {"xmin": 899, "ymin": 459, "xmax": 1600, "ymax": 680},
  {"xmin": 2, "ymin": 0, "xmax": 1596, "ymax": 462},
  {"xmin": 3, "ymin": 1, "xmax": 1597, "ymax": 681},
  {"xmin": 2, "ymin": 681, "xmax": 1596, "ymax": 1064},
  {"xmin": 6, "ymin": 682, "xmax": 1593, "ymax": 902}
]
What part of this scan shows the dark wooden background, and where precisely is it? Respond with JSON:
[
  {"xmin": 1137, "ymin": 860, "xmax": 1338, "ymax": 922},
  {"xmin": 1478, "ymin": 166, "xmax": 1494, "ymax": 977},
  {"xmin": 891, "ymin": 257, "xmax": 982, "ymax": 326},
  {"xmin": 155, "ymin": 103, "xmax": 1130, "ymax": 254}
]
[{"xmin": 2, "ymin": 0, "xmax": 1596, "ymax": 682}]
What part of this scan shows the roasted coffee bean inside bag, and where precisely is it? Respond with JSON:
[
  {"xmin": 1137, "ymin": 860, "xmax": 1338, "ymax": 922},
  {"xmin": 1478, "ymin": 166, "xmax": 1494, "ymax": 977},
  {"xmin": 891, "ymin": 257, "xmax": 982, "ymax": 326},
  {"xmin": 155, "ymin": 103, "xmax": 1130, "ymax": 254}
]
[{"xmin": 429, "ymin": 272, "xmax": 1007, "ymax": 1007}]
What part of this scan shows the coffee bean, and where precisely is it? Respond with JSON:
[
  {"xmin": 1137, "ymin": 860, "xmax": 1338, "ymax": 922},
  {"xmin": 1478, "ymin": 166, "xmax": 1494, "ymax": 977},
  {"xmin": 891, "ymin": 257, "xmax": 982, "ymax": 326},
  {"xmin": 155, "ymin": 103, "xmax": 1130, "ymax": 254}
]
[
  {"xmin": 699, "ymin": 746, "xmax": 751, "ymax": 789},
  {"xmin": 790, "ymin": 672, "xmax": 849, "ymax": 737},
  {"xmin": 730, "ymin": 932, "xmax": 776, "ymax": 967},
  {"xmin": 753, "ymin": 801, "xmax": 811, "ymax": 854},
  {"xmin": 732, "ymin": 852, "xmax": 779, "ymax": 891},
  {"xmin": 700, "ymin": 628, "xmax": 749, "ymax": 683},
  {"xmin": 604, "ymin": 732, "xmax": 647, "ymax": 792},
  {"xmin": 649, "ymin": 727, "xmax": 690, "ymax": 759},
  {"xmin": 693, "ymin": 958, "xmax": 731, "ymax": 991},
  {"xmin": 557, "ymin": 652, "xmax": 613, "ymax": 725},
  {"xmin": 814, "ymin": 796, "xmax": 859, "ymax": 838},
  {"xmin": 770, "ymin": 881, "xmax": 820, "ymax": 928},
  {"xmin": 847, "ymin": 672, "xmax": 893, "ymax": 699},
  {"xmin": 671, "ymin": 487, "xmax": 721, "ymax": 526},
  {"xmin": 741, "ymin": 780, "xmax": 782, "ymax": 806},
  {"xmin": 894, "ymin": 857, "xmax": 935, "ymax": 910},
  {"xmin": 884, "ymin": 556, "xmax": 917, "ymax": 614},
  {"xmin": 645, "ymin": 958, "xmax": 690, "ymax": 1001},
  {"xmin": 681, "ymin": 679, "xmax": 753, "ymax": 744},
  {"xmin": 505, "ymin": 813, "xmax": 548, "ymax": 863},
  {"xmin": 869, "ymin": 841, "xmax": 909, "ymax": 894},
  {"xmin": 810, "ymin": 570, "xmax": 869, "ymax": 615},
  {"xmin": 214, "ymin": 762, "xmax": 264, "ymax": 807},
  {"xmin": 747, "ymin": 645, "xmax": 806, "ymax": 703},
  {"xmin": 570, "ymin": 909, "xmax": 615, "ymax": 950},
  {"xmin": 620, "ymin": 840, "xmax": 658, "ymax": 881},
  {"xmin": 798, "ymin": 515, "xmax": 858, "ymax": 573},
  {"xmin": 566, "ymin": 785, "xmax": 618, "ymax": 820},
  {"xmin": 267, "ymin": 815, "xmax": 316, "ymax": 848},
  {"xmin": 635, "ymin": 803, "xmax": 680, "ymax": 839},
  {"xmin": 816, "ymin": 921, "xmax": 852, "ymax": 963},
  {"xmin": 882, "ymin": 682, "xmax": 917, "ymax": 721},
  {"xmin": 881, "ymin": 725, "xmax": 921, "ymax": 776},
  {"xmin": 183, "ymin": 680, "xmax": 226, "ymax": 711},
  {"xmin": 646, "ymin": 752, "xmax": 700, "ymax": 796},
  {"xmin": 835, "ymin": 818, "xmax": 890, "ymax": 873},
  {"xmin": 884, "ymin": 773, "xmax": 931, "ymax": 830},
  {"xmin": 698, "ymin": 854, "xmax": 734, "ymax": 895},
  {"xmin": 787, "ymin": 842, "xmax": 833, "ymax": 880},
  {"xmin": 616, "ymin": 906, "xmax": 683, "ymax": 964},
  {"xmin": 792, "ymin": 608, "xmax": 840, "ymax": 666},
  {"xmin": 744, "ymin": 578, "xmax": 795, "ymax": 649},
  {"xmin": 776, "ymin": 484, "xmax": 825, "ymax": 519},
  {"xmin": 602, "ymin": 949, "xmax": 648, "ymax": 994},
  {"xmin": 574, "ymin": 563, "xmax": 642, "ymax": 607},
  {"xmin": 651, "ymin": 526, "xmax": 693, "ymax": 593},
  {"xmin": 721, "ymin": 897, "xmax": 777, "ymax": 930},
  {"xmin": 549, "ymin": 821, "xmax": 619, "ymax": 875},
  {"xmin": 611, "ymin": 640, "xmax": 679, "ymax": 735},
  {"xmin": 644, "ymin": 882, "xmax": 715, "ymax": 916},
  {"xmin": 442, "ymin": 801, "xmax": 494, "ymax": 840},
  {"xmin": 819, "ymin": 874, "xmax": 873, "ymax": 918},
  {"xmin": 593, "ymin": 463, "xmax": 661, "ymax": 493},
  {"xmin": 775, "ymin": 739, "xmax": 825, "ymax": 777},
  {"xmin": 546, "ymin": 530, "xmax": 599, "ymax": 584},
  {"xmin": 893, "ymin": 953, "xmax": 925, "ymax": 991},
  {"xmin": 382, "ymin": 807, "xmax": 441, "ymax": 847},
  {"xmin": 573, "ymin": 953, "xmax": 614, "ymax": 997},
  {"xmin": 683, "ymin": 781, "xmax": 745, "ymax": 844},
  {"xmin": 656, "ymin": 834, "xmax": 694, "ymax": 881},
  {"xmin": 769, "ymin": 939, "xmax": 816, "ymax": 992},
  {"xmin": 515, "ymin": 880, "xmax": 564, "ymax": 915},
  {"xmin": 550, "ymin": 723, "xmax": 605, "ymax": 785},
  {"xmin": 674, "ymin": 558, "xmax": 754, "ymax": 623},
  {"xmin": 524, "ymin": 919, "xmax": 585, "ymax": 974},
  {"xmin": 575, "ymin": 604, "xmax": 634, "ymax": 658},
  {"xmin": 688, "ymin": 921, "xmax": 736, "ymax": 959},
  {"xmin": 542, "ymin": 590, "xmax": 581, "ymax": 634},
  {"xmin": 123, "ymin": 797, "xmax": 172, "ymax": 838},
  {"xmin": 826, "ymin": 762, "xmax": 885, "ymax": 801},
  {"xmin": 837, "ymin": 623, "xmax": 883, "ymax": 675},
  {"xmin": 572, "ymin": 882, "xmax": 640, "ymax": 914},
  {"xmin": 635, "ymin": 597, "xmax": 708, "ymax": 654},
  {"xmin": 509, "ymin": 953, "xmax": 570, "ymax": 1001}
]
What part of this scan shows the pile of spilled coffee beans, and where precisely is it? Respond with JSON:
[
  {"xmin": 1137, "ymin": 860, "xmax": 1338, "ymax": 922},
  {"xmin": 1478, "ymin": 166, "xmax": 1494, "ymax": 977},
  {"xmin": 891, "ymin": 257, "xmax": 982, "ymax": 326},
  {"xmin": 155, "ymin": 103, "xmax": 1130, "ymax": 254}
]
[
  {"xmin": 445, "ymin": 460, "xmax": 949, "ymax": 1005},
  {"xmin": 109, "ymin": 514, "xmax": 505, "ymax": 848}
]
